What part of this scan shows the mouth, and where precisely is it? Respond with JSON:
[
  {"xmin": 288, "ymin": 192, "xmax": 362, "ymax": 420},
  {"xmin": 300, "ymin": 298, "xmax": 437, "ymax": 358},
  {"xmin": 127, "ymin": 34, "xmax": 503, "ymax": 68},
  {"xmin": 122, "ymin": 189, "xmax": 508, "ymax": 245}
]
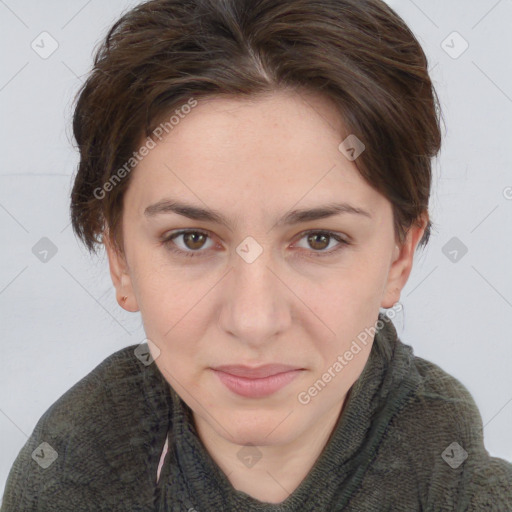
[
  {"xmin": 211, "ymin": 365, "xmax": 305, "ymax": 398},
  {"xmin": 211, "ymin": 363, "xmax": 304, "ymax": 378}
]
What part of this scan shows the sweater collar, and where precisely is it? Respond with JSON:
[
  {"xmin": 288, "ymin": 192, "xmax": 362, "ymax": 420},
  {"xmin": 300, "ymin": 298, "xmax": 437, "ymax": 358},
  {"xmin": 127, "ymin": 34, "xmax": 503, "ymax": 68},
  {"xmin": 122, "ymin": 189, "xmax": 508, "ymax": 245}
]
[{"xmin": 155, "ymin": 313, "xmax": 421, "ymax": 511}]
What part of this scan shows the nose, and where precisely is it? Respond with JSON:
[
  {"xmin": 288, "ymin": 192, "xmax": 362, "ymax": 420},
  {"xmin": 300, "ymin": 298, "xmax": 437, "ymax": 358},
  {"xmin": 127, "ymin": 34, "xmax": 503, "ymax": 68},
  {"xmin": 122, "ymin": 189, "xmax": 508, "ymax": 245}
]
[{"xmin": 217, "ymin": 245, "xmax": 292, "ymax": 349}]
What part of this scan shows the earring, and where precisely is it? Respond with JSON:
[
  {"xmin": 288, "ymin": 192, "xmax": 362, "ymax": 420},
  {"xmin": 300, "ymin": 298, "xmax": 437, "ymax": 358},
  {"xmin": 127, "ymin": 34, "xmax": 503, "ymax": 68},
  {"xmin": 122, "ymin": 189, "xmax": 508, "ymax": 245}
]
[{"xmin": 121, "ymin": 295, "xmax": 128, "ymax": 304}]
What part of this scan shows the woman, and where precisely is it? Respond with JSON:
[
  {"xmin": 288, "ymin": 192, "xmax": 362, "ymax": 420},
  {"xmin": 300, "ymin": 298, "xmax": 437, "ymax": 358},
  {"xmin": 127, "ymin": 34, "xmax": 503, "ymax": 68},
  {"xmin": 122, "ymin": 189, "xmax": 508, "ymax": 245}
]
[{"xmin": 2, "ymin": 0, "xmax": 511, "ymax": 510}]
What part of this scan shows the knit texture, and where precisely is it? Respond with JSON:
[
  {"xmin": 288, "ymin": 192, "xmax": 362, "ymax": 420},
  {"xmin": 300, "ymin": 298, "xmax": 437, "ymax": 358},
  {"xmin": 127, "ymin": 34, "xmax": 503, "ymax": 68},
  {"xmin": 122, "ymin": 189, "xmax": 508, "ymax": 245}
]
[{"xmin": 2, "ymin": 314, "xmax": 511, "ymax": 511}]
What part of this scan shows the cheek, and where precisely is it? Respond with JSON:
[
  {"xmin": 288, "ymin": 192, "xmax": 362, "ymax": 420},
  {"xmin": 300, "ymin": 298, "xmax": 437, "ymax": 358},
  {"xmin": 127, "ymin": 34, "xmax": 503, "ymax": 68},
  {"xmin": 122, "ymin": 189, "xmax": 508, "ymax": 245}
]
[
  {"xmin": 306, "ymin": 268, "xmax": 384, "ymax": 371},
  {"xmin": 131, "ymin": 258, "xmax": 199, "ymax": 324},
  {"xmin": 306, "ymin": 267, "xmax": 382, "ymax": 328}
]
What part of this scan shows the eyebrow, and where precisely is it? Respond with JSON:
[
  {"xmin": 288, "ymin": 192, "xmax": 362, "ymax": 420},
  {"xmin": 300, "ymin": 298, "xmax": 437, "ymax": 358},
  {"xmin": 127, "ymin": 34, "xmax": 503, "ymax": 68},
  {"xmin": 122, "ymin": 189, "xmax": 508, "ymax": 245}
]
[{"xmin": 144, "ymin": 199, "xmax": 372, "ymax": 228}]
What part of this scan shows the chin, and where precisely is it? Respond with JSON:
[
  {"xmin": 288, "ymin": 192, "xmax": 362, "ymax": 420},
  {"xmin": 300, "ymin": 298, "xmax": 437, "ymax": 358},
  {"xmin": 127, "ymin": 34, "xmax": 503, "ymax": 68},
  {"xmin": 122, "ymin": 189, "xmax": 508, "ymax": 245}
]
[{"xmin": 216, "ymin": 409, "xmax": 300, "ymax": 445}]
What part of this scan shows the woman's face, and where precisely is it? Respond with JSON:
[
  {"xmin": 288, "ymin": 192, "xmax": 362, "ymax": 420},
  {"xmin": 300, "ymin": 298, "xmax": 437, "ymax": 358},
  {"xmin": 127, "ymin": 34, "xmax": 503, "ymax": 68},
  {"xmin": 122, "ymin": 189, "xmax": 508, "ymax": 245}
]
[{"xmin": 105, "ymin": 89, "xmax": 424, "ymax": 447}]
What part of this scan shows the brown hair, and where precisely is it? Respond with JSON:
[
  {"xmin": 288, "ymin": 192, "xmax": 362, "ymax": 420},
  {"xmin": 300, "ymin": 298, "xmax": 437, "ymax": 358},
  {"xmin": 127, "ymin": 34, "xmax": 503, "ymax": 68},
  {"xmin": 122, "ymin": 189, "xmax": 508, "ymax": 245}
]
[{"xmin": 70, "ymin": 0, "xmax": 443, "ymax": 257}]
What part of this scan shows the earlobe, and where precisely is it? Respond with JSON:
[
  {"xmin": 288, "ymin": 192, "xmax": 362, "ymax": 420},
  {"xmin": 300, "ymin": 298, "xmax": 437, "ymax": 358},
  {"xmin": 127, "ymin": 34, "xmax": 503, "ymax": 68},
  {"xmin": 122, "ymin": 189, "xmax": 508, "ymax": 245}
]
[{"xmin": 103, "ymin": 233, "xmax": 139, "ymax": 312}]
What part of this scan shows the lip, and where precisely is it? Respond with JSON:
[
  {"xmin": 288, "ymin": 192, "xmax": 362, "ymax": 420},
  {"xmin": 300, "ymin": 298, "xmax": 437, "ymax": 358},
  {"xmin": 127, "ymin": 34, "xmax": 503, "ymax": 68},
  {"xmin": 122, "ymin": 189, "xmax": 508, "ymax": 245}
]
[
  {"xmin": 211, "ymin": 364, "xmax": 304, "ymax": 398},
  {"xmin": 212, "ymin": 364, "xmax": 303, "ymax": 378}
]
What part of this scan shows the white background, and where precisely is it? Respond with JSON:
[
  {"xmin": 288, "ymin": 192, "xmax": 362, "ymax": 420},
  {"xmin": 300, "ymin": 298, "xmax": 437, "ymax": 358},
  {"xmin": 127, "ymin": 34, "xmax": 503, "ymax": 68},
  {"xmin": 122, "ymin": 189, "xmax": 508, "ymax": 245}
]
[{"xmin": 1, "ymin": 0, "xmax": 511, "ymax": 500}]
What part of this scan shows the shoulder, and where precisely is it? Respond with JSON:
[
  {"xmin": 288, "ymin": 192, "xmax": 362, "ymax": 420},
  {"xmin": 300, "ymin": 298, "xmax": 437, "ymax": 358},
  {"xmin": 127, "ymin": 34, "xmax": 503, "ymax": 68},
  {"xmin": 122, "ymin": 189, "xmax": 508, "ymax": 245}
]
[
  {"xmin": 384, "ymin": 352, "xmax": 512, "ymax": 510},
  {"xmin": 1, "ymin": 343, "xmax": 171, "ymax": 512},
  {"xmin": 394, "ymin": 353, "xmax": 492, "ymax": 442},
  {"xmin": 30, "ymin": 343, "xmax": 145, "ymax": 443}
]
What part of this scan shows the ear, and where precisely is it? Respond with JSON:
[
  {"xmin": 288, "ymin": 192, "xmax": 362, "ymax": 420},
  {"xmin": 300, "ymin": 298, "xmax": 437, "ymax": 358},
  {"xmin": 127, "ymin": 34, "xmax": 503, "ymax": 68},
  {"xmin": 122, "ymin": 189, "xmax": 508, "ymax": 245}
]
[
  {"xmin": 381, "ymin": 214, "xmax": 428, "ymax": 309},
  {"xmin": 104, "ymin": 233, "xmax": 140, "ymax": 312}
]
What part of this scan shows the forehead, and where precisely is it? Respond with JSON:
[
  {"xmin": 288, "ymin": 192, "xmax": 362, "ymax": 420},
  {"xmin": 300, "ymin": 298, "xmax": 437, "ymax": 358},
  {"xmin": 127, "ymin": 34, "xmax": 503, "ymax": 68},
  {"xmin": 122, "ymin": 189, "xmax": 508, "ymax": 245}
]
[{"xmin": 124, "ymin": 90, "xmax": 385, "ymax": 219}]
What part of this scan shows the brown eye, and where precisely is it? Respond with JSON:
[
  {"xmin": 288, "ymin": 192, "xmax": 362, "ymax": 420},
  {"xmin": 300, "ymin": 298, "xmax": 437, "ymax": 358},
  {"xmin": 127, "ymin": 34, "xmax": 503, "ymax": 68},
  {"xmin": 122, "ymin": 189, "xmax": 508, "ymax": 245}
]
[
  {"xmin": 307, "ymin": 232, "xmax": 330, "ymax": 251},
  {"xmin": 294, "ymin": 230, "xmax": 349, "ymax": 258},
  {"xmin": 182, "ymin": 232, "xmax": 208, "ymax": 250},
  {"xmin": 162, "ymin": 229, "xmax": 214, "ymax": 258}
]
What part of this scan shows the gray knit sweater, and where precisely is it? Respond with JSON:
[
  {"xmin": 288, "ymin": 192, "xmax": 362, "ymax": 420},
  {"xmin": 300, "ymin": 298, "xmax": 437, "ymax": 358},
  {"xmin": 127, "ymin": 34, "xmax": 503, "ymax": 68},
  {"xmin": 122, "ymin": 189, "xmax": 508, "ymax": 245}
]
[{"xmin": 2, "ymin": 314, "xmax": 511, "ymax": 511}]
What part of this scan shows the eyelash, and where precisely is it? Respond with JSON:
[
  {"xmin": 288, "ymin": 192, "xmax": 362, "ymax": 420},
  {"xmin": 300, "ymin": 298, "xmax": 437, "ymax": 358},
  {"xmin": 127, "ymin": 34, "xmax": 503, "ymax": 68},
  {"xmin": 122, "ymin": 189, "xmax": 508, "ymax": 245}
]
[{"xmin": 161, "ymin": 229, "xmax": 350, "ymax": 259}]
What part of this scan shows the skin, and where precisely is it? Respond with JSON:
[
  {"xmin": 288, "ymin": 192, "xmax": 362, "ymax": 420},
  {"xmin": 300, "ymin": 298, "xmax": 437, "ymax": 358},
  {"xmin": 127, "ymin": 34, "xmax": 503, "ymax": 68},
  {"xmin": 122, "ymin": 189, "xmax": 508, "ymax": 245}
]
[{"xmin": 104, "ymin": 88, "xmax": 426, "ymax": 503}]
